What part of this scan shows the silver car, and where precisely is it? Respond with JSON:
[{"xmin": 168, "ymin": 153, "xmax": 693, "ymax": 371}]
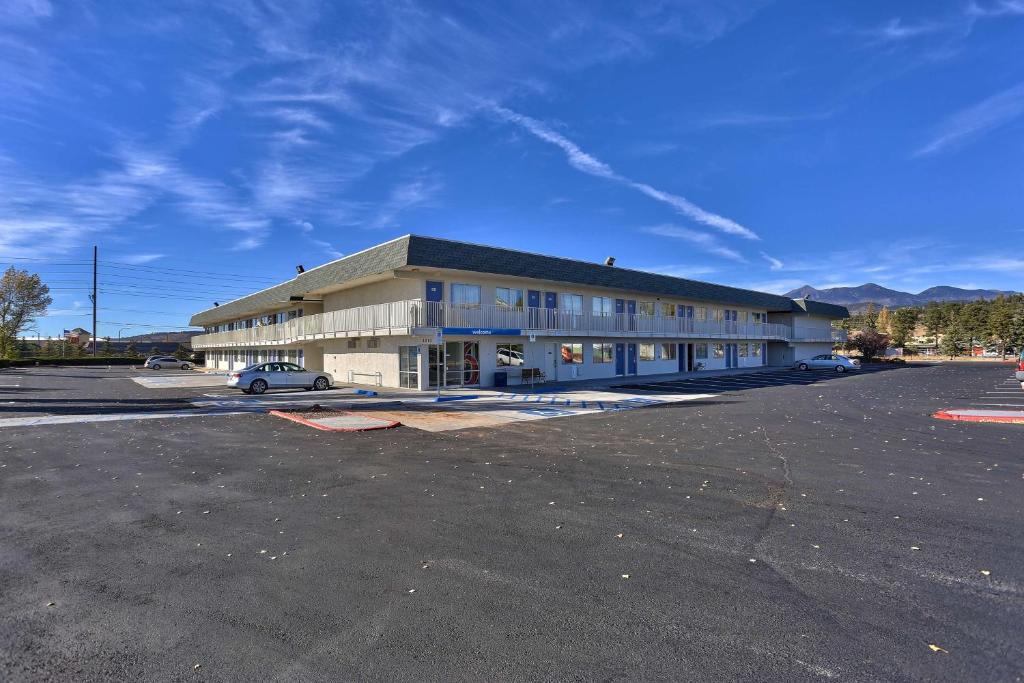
[
  {"xmin": 145, "ymin": 356, "xmax": 192, "ymax": 370},
  {"xmin": 794, "ymin": 354, "xmax": 860, "ymax": 373},
  {"xmin": 228, "ymin": 362, "xmax": 333, "ymax": 394}
]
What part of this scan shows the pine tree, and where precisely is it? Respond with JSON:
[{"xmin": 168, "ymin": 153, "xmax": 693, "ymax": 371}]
[
  {"xmin": 863, "ymin": 303, "xmax": 878, "ymax": 330},
  {"xmin": 876, "ymin": 306, "xmax": 892, "ymax": 334}
]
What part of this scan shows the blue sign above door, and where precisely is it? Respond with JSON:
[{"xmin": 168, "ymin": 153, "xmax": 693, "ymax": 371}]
[{"xmin": 441, "ymin": 327, "xmax": 523, "ymax": 336}]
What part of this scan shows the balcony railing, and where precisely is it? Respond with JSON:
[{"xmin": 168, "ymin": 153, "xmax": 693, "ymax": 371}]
[{"xmin": 191, "ymin": 299, "xmax": 815, "ymax": 348}]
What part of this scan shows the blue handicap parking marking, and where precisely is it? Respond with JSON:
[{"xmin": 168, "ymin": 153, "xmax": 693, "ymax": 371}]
[
  {"xmin": 520, "ymin": 407, "xmax": 576, "ymax": 417},
  {"xmin": 616, "ymin": 397, "xmax": 664, "ymax": 406}
]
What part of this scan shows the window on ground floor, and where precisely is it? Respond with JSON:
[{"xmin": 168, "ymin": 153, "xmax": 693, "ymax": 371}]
[
  {"xmin": 752, "ymin": 344, "xmax": 761, "ymax": 357},
  {"xmin": 639, "ymin": 343, "xmax": 656, "ymax": 361},
  {"xmin": 497, "ymin": 343, "xmax": 524, "ymax": 367},
  {"xmin": 367, "ymin": 337, "xmax": 380, "ymax": 349},
  {"xmin": 660, "ymin": 343, "xmax": 677, "ymax": 360},
  {"xmin": 399, "ymin": 346, "xmax": 420, "ymax": 389},
  {"xmin": 713, "ymin": 343, "xmax": 725, "ymax": 358},
  {"xmin": 739, "ymin": 343, "xmax": 749, "ymax": 357},
  {"xmin": 592, "ymin": 343, "xmax": 614, "ymax": 363},
  {"xmin": 696, "ymin": 343, "xmax": 708, "ymax": 359},
  {"xmin": 288, "ymin": 349, "xmax": 299, "ymax": 364},
  {"xmin": 560, "ymin": 343, "xmax": 583, "ymax": 364}
]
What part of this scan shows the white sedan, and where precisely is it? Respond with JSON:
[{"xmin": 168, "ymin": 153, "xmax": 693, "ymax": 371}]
[
  {"xmin": 228, "ymin": 362, "xmax": 334, "ymax": 394},
  {"xmin": 794, "ymin": 354, "xmax": 860, "ymax": 373}
]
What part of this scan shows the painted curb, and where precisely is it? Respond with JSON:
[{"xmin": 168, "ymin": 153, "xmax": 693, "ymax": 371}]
[
  {"xmin": 268, "ymin": 409, "xmax": 400, "ymax": 432},
  {"xmin": 354, "ymin": 389, "xmax": 378, "ymax": 396},
  {"xmin": 432, "ymin": 395, "xmax": 480, "ymax": 403},
  {"xmin": 933, "ymin": 410, "xmax": 1024, "ymax": 424}
]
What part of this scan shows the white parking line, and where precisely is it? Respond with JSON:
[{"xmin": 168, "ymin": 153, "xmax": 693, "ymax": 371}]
[{"xmin": 0, "ymin": 409, "xmax": 247, "ymax": 429}]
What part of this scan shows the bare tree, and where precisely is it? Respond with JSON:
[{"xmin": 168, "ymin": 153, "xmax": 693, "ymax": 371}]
[{"xmin": 0, "ymin": 267, "xmax": 53, "ymax": 358}]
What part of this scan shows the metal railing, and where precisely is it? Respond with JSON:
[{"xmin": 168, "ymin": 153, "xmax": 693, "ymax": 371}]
[{"xmin": 191, "ymin": 299, "xmax": 815, "ymax": 348}]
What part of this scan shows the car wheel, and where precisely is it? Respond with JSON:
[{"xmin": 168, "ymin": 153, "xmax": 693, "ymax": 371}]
[
  {"xmin": 181, "ymin": 364, "xmax": 190, "ymax": 370},
  {"xmin": 241, "ymin": 389, "xmax": 251, "ymax": 394},
  {"xmin": 152, "ymin": 364, "xmax": 161, "ymax": 370},
  {"xmin": 835, "ymin": 365, "xmax": 846, "ymax": 373},
  {"xmin": 250, "ymin": 379, "xmax": 268, "ymax": 395},
  {"xmin": 313, "ymin": 376, "xmax": 329, "ymax": 391},
  {"xmin": 798, "ymin": 363, "xmax": 808, "ymax": 371}
]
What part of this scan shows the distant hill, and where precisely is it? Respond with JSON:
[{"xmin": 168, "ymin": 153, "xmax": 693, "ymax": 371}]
[
  {"xmin": 784, "ymin": 283, "xmax": 1018, "ymax": 311},
  {"xmin": 119, "ymin": 331, "xmax": 197, "ymax": 343}
]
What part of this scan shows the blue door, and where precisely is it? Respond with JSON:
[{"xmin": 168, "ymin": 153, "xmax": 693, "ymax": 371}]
[
  {"xmin": 627, "ymin": 300, "xmax": 636, "ymax": 331},
  {"xmin": 615, "ymin": 299, "xmax": 625, "ymax": 331},
  {"xmin": 544, "ymin": 291, "xmax": 557, "ymax": 328},
  {"xmin": 761, "ymin": 343, "xmax": 767, "ymax": 365},
  {"xmin": 426, "ymin": 281, "xmax": 443, "ymax": 326},
  {"xmin": 627, "ymin": 343, "xmax": 638, "ymax": 375},
  {"xmin": 615, "ymin": 343, "xmax": 625, "ymax": 375},
  {"xmin": 527, "ymin": 290, "xmax": 540, "ymax": 328},
  {"xmin": 678, "ymin": 343, "xmax": 686, "ymax": 372},
  {"xmin": 726, "ymin": 343, "xmax": 737, "ymax": 368}
]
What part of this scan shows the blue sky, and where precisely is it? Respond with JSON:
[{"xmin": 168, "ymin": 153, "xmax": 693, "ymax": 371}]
[{"xmin": 2, "ymin": 0, "xmax": 1023, "ymax": 336}]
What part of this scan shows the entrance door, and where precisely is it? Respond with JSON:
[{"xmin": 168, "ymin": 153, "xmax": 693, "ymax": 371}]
[
  {"xmin": 615, "ymin": 299, "xmax": 625, "ymax": 331},
  {"xmin": 544, "ymin": 292, "xmax": 557, "ymax": 329},
  {"xmin": 426, "ymin": 281, "xmax": 444, "ymax": 327},
  {"xmin": 527, "ymin": 290, "xmax": 541, "ymax": 328},
  {"xmin": 615, "ymin": 343, "xmax": 625, "ymax": 375},
  {"xmin": 440, "ymin": 341, "xmax": 480, "ymax": 387},
  {"xmin": 726, "ymin": 343, "xmax": 738, "ymax": 368},
  {"xmin": 761, "ymin": 343, "xmax": 767, "ymax": 365},
  {"xmin": 687, "ymin": 343, "xmax": 695, "ymax": 371},
  {"xmin": 678, "ymin": 343, "xmax": 686, "ymax": 372},
  {"xmin": 626, "ymin": 300, "xmax": 637, "ymax": 331},
  {"xmin": 545, "ymin": 342, "xmax": 559, "ymax": 381},
  {"xmin": 627, "ymin": 343, "xmax": 638, "ymax": 375}
]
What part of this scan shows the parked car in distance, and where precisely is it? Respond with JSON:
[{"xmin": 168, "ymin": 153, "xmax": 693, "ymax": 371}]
[
  {"xmin": 145, "ymin": 356, "xmax": 192, "ymax": 370},
  {"xmin": 228, "ymin": 362, "xmax": 333, "ymax": 394},
  {"xmin": 1016, "ymin": 350, "xmax": 1024, "ymax": 382},
  {"xmin": 795, "ymin": 354, "xmax": 861, "ymax": 373}
]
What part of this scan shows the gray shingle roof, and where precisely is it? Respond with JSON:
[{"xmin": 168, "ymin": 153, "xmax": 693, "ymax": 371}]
[{"xmin": 189, "ymin": 235, "xmax": 849, "ymax": 326}]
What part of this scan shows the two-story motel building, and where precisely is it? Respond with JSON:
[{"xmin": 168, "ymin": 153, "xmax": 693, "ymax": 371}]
[{"xmin": 189, "ymin": 235, "xmax": 849, "ymax": 390}]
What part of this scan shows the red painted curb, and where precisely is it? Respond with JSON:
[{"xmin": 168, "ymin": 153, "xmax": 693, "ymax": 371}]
[
  {"xmin": 268, "ymin": 409, "xmax": 400, "ymax": 432},
  {"xmin": 933, "ymin": 410, "xmax": 1024, "ymax": 424}
]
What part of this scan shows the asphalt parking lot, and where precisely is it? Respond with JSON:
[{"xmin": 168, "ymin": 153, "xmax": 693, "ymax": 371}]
[{"xmin": 1, "ymin": 362, "xmax": 1022, "ymax": 681}]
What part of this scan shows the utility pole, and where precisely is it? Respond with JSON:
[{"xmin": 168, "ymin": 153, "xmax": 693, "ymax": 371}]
[{"xmin": 91, "ymin": 245, "xmax": 98, "ymax": 356}]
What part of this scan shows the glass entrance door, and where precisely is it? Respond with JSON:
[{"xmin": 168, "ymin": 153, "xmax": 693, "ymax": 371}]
[{"xmin": 430, "ymin": 341, "xmax": 480, "ymax": 387}]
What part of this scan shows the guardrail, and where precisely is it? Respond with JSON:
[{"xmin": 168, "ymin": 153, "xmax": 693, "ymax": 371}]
[{"xmin": 191, "ymin": 299, "xmax": 825, "ymax": 348}]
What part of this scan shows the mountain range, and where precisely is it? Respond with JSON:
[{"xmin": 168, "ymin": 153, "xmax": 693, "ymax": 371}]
[{"xmin": 783, "ymin": 283, "xmax": 1019, "ymax": 310}]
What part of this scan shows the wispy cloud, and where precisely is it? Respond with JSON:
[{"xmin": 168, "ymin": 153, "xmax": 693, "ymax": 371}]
[
  {"xmin": 119, "ymin": 253, "xmax": 165, "ymax": 265},
  {"xmin": 492, "ymin": 106, "xmax": 758, "ymax": 240},
  {"xmin": 637, "ymin": 263, "xmax": 719, "ymax": 278},
  {"xmin": 856, "ymin": 17, "xmax": 947, "ymax": 43},
  {"xmin": 696, "ymin": 110, "xmax": 836, "ymax": 129},
  {"xmin": 641, "ymin": 224, "xmax": 746, "ymax": 262},
  {"xmin": 296, "ymin": 220, "xmax": 343, "ymax": 259},
  {"xmin": 915, "ymin": 81, "xmax": 1024, "ymax": 156},
  {"xmin": 967, "ymin": 1, "xmax": 1024, "ymax": 18},
  {"xmin": 760, "ymin": 252, "xmax": 784, "ymax": 270}
]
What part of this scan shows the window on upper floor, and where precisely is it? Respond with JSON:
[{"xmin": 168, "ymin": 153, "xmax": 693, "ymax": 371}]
[
  {"xmin": 638, "ymin": 301, "xmax": 655, "ymax": 316},
  {"xmin": 451, "ymin": 283, "xmax": 481, "ymax": 308},
  {"xmin": 496, "ymin": 287, "xmax": 524, "ymax": 309},
  {"xmin": 695, "ymin": 306, "xmax": 707, "ymax": 321},
  {"xmin": 696, "ymin": 343, "xmax": 708, "ymax": 359},
  {"xmin": 562, "ymin": 293, "xmax": 583, "ymax": 314},
  {"xmin": 592, "ymin": 296, "xmax": 614, "ymax": 316},
  {"xmin": 660, "ymin": 303, "xmax": 676, "ymax": 317}
]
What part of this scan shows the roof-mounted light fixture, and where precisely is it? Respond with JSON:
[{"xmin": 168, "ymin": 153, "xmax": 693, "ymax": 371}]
[
  {"xmin": 296, "ymin": 264, "xmax": 305, "ymax": 274},
  {"xmin": 604, "ymin": 256, "xmax": 616, "ymax": 266}
]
